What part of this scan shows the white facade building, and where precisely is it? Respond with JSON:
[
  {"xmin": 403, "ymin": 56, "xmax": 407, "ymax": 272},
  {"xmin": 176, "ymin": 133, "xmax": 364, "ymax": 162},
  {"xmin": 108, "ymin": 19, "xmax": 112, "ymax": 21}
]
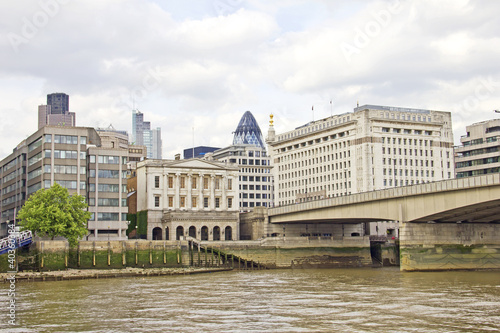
[
  {"xmin": 267, "ymin": 104, "xmax": 454, "ymax": 237},
  {"xmin": 136, "ymin": 159, "xmax": 240, "ymax": 241}
]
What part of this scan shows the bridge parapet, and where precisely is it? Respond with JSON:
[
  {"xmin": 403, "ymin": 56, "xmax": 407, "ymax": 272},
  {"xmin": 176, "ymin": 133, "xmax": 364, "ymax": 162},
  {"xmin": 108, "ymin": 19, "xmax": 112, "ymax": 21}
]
[{"xmin": 270, "ymin": 174, "xmax": 500, "ymax": 217}]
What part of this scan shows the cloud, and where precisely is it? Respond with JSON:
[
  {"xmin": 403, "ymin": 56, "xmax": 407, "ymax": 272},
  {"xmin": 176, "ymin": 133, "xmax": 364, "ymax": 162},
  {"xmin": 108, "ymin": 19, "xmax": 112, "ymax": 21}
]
[{"xmin": 1, "ymin": 0, "xmax": 500, "ymax": 160}]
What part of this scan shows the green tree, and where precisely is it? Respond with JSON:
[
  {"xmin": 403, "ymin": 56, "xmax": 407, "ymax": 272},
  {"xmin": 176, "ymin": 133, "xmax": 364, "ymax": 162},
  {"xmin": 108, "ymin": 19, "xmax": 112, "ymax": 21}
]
[{"xmin": 17, "ymin": 183, "xmax": 91, "ymax": 247}]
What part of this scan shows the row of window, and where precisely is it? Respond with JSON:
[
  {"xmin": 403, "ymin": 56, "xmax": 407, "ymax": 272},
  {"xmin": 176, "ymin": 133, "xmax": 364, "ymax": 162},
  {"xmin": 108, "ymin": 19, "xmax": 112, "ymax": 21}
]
[
  {"xmin": 158, "ymin": 175, "xmax": 234, "ymax": 191},
  {"xmin": 88, "ymin": 198, "xmax": 127, "ymax": 207},
  {"xmin": 240, "ymin": 184, "xmax": 270, "ymax": 191},
  {"xmin": 89, "ymin": 169, "xmax": 127, "ymax": 179},
  {"xmin": 155, "ymin": 196, "xmax": 234, "ymax": 209},
  {"xmin": 277, "ymin": 118, "xmax": 351, "ymax": 142},
  {"xmin": 44, "ymin": 165, "xmax": 86, "ymax": 175},
  {"xmin": 45, "ymin": 134, "xmax": 87, "ymax": 145},
  {"xmin": 382, "ymin": 128, "xmax": 432, "ymax": 135},
  {"xmin": 456, "ymin": 157, "xmax": 500, "ymax": 168},
  {"xmin": 89, "ymin": 212, "xmax": 128, "ymax": 221},
  {"xmin": 89, "ymin": 155, "xmax": 126, "ymax": 164},
  {"xmin": 241, "ymin": 193, "xmax": 268, "ymax": 199},
  {"xmin": 88, "ymin": 183, "xmax": 127, "ymax": 193}
]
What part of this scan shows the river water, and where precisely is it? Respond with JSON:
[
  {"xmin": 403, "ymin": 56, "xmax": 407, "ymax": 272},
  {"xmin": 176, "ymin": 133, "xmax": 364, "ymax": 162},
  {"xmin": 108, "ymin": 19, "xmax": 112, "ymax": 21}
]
[{"xmin": 1, "ymin": 268, "xmax": 499, "ymax": 332}]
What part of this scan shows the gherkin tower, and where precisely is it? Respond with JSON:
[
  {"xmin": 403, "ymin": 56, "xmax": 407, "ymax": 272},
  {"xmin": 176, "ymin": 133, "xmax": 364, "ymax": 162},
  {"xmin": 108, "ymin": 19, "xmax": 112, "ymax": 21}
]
[{"xmin": 232, "ymin": 111, "xmax": 266, "ymax": 150}]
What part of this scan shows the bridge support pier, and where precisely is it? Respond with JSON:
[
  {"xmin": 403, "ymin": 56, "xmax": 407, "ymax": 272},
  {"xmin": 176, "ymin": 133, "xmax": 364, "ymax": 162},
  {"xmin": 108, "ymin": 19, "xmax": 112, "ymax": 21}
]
[{"xmin": 400, "ymin": 222, "xmax": 500, "ymax": 271}]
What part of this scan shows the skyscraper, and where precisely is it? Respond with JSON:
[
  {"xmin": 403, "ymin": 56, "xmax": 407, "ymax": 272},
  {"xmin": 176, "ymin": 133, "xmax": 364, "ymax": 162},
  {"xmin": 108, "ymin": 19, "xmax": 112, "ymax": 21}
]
[
  {"xmin": 132, "ymin": 109, "xmax": 162, "ymax": 159},
  {"xmin": 47, "ymin": 93, "xmax": 69, "ymax": 114},
  {"xmin": 38, "ymin": 92, "xmax": 75, "ymax": 129}
]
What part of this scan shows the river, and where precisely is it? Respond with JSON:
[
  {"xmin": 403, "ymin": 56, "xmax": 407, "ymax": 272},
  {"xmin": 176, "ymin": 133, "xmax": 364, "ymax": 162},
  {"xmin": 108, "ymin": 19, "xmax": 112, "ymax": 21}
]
[{"xmin": 1, "ymin": 268, "xmax": 499, "ymax": 332}]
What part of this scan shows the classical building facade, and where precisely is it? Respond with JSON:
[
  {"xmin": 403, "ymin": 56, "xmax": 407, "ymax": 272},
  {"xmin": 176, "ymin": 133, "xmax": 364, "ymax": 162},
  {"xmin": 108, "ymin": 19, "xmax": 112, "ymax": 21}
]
[
  {"xmin": 455, "ymin": 119, "xmax": 500, "ymax": 178},
  {"xmin": 136, "ymin": 159, "xmax": 239, "ymax": 241},
  {"xmin": 0, "ymin": 125, "xmax": 146, "ymax": 239}
]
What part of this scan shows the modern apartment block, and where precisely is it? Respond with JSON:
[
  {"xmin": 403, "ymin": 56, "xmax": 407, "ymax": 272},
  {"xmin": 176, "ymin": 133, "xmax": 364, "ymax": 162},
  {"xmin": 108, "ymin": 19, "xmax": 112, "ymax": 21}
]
[
  {"xmin": 136, "ymin": 159, "xmax": 239, "ymax": 241},
  {"xmin": 205, "ymin": 111, "xmax": 273, "ymax": 211},
  {"xmin": 0, "ymin": 125, "xmax": 146, "ymax": 239},
  {"xmin": 38, "ymin": 93, "xmax": 75, "ymax": 129},
  {"xmin": 132, "ymin": 109, "xmax": 162, "ymax": 159},
  {"xmin": 455, "ymin": 119, "xmax": 500, "ymax": 178},
  {"xmin": 267, "ymin": 104, "xmax": 455, "ymax": 207}
]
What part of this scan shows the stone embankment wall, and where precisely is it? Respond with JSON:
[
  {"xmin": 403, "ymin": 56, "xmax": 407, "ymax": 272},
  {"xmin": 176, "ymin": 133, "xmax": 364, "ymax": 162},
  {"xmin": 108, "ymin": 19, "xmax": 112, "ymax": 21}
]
[
  {"xmin": 400, "ymin": 223, "xmax": 500, "ymax": 271},
  {"xmin": 1, "ymin": 236, "xmax": 373, "ymax": 271},
  {"xmin": 0, "ymin": 240, "xmax": 190, "ymax": 272},
  {"xmin": 206, "ymin": 236, "xmax": 372, "ymax": 269}
]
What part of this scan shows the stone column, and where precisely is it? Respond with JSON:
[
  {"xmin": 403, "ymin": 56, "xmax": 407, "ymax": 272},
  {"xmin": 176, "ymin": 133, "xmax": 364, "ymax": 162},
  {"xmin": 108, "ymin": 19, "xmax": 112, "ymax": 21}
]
[
  {"xmin": 222, "ymin": 175, "xmax": 227, "ymax": 209},
  {"xmin": 210, "ymin": 174, "xmax": 216, "ymax": 210},
  {"xmin": 187, "ymin": 174, "xmax": 192, "ymax": 208},
  {"xmin": 199, "ymin": 173, "xmax": 204, "ymax": 210},
  {"xmin": 175, "ymin": 172, "xmax": 181, "ymax": 209}
]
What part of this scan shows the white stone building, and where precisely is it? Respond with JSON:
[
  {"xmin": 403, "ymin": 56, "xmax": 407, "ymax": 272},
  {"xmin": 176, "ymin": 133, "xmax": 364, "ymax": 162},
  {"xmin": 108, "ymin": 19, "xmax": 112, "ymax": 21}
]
[
  {"xmin": 136, "ymin": 159, "xmax": 240, "ymax": 241},
  {"xmin": 266, "ymin": 104, "xmax": 455, "ymax": 237}
]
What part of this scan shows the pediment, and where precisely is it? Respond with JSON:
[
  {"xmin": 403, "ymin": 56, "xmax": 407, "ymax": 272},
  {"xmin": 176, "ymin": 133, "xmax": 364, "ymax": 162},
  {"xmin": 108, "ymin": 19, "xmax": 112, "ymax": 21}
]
[{"xmin": 168, "ymin": 159, "xmax": 228, "ymax": 170}]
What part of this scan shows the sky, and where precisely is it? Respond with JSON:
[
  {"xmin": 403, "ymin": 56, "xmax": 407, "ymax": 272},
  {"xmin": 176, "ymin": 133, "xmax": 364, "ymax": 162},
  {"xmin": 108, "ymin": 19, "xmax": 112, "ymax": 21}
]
[{"xmin": 1, "ymin": 0, "xmax": 499, "ymax": 160}]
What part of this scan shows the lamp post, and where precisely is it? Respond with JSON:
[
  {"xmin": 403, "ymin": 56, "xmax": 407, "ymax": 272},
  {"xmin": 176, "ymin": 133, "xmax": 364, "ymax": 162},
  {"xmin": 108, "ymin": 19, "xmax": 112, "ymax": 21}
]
[{"xmin": 135, "ymin": 225, "xmax": 138, "ymax": 240}]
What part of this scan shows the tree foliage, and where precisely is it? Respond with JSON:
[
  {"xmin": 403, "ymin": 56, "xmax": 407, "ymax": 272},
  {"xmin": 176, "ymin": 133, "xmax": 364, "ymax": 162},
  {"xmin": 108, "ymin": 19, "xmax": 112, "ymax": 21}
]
[{"xmin": 17, "ymin": 183, "xmax": 91, "ymax": 247}]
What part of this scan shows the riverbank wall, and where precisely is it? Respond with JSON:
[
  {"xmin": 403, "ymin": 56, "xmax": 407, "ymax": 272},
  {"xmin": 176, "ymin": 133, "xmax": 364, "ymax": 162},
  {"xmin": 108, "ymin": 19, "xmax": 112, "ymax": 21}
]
[
  {"xmin": 400, "ymin": 223, "xmax": 500, "ymax": 271},
  {"xmin": 0, "ymin": 236, "xmax": 373, "ymax": 272}
]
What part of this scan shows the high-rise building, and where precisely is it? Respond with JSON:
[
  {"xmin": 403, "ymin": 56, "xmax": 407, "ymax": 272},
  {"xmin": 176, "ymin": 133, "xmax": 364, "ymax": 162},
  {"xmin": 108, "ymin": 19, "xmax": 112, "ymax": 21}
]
[
  {"xmin": 206, "ymin": 111, "xmax": 274, "ymax": 211},
  {"xmin": 132, "ymin": 109, "xmax": 162, "ymax": 159},
  {"xmin": 47, "ymin": 93, "xmax": 69, "ymax": 114},
  {"xmin": 267, "ymin": 104, "xmax": 455, "ymax": 207},
  {"xmin": 38, "ymin": 93, "xmax": 75, "ymax": 129},
  {"xmin": 455, "ymin": 118, "xmax": 500, "ymax": 178},
  {"xmin": 0, "ymin": 125, "xmax": 146, "ymax": 239}
]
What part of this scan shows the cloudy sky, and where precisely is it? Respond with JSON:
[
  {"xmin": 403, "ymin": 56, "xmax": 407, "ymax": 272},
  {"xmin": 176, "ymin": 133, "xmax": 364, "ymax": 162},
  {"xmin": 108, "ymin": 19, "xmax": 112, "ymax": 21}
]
[{"xmin": 1, "ymin": 0, "xmax": 499, "ymax": 160}]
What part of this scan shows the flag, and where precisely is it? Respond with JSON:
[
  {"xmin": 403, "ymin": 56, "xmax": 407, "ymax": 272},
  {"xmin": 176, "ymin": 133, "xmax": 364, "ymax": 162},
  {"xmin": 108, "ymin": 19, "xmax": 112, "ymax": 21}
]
[{"xmin": 312, "ymin": 105, "xmax": 314, "ymax": 111}]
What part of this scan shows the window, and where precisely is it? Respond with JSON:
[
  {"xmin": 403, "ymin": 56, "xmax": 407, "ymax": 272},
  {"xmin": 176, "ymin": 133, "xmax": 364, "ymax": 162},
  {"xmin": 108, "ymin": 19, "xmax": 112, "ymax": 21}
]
[
  {"xmin": 192, "ymin": 177, "xmax": 197, "ymax": 189},
  {"xmin": 155, "ymin": 196, "xmax": 160, "ymax": 207},
  {"xmin": 168, "ymin": 196, "xmax": 173, "ymax": 207},
  {"xmin": 204, "ymin": 197, "xmax": 209, "ymax": 208},
  {"xmin": 215, "ymin": 177, "xmax": 220, "ymax": 190},
  {"xmin": 203, "ymin": 177, "xmax": 209, "ymax": 189},
  {"xmin": 228, "ymin": 197, "xmax": 232, "ymax": 208},
  {"xmin": 180, "ymin": 196, "xmax": 185, "ymax": 207},
  {"xmin": 180, "ymin": 176, "xmax": 185, "ymax": 188},
  {"xmin": 168, "ymin": 176, "xmax": 173, "ymax": 188},
  {"xmin": 192, "ymin": 197, "xmax": 197, "ymax": 208},
  {"xmin": 228, "ymin": 178, "xmax": 232, "ymax": 190},
  {"xmin": 155, "ymin": 176, "xmax": 160, "ymax": 188},
  {"xmin": 97, "ymin": 155, "xmax": 119, "ymax": 164},
  {"xmin": 215, "ymin": 197, "xmax": 220, "ymax": 208}
]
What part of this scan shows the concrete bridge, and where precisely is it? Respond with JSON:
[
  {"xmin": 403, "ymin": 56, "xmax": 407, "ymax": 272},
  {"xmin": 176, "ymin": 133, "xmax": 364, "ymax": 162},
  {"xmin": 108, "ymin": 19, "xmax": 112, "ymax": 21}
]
[
  {"xmin": 269, "ymin": 174, "xmax": 500, "ymax": 224},
  {"xmin": 268, "ymin": 174, "xmax": 500, "ymax": 271}
]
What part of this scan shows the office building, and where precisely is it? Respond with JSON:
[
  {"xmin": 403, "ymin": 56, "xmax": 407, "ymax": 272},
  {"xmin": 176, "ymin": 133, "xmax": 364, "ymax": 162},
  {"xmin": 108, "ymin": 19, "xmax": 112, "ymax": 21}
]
[
  {"xmin": 38, "ymin": 93, "xmax": 75, "ymax": 129},
  {"xmin": 0, "ymin": 125, "xmax": 146, "ymax": 239},
  {"xmin": 184, "ymin": 146, "xmax": 220, "ymax": 159},
  {"xmin": 205, "ymin": 111, "xmax": 273, "ymax": 211},
  {"xmin": 136, "ymin": 159, "xmax": 239, "ymax": 241},
  {"xmin": 267, "ymin": 104, "xmax": 454, "ymax": 206},
  {"xmin": 455, "ymin": 119, "xmax": 500, "ymax": 178},
  {"xmin": 132, "ymin": 109, "xmax": 162, "ymax": 159}
]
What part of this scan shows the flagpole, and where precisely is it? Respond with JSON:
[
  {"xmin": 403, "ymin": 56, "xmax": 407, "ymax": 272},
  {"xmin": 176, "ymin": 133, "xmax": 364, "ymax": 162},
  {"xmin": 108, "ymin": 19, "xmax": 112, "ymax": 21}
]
[
  {"xmin": 312, "ymin": 105, "xmax": 314, "ymax": 122},
  {"xmin": 330, "ymin": 100, "xmax": 333, "ymax": 116}
]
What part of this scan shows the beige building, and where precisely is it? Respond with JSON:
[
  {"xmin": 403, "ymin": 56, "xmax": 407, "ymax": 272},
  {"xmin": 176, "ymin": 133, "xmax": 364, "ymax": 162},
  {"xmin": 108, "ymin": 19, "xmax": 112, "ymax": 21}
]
[
  {"xmin": 267, "ymin": 104, "xmax": 454, "ymax": 206},
  {"xmin": 0, "ymin": 125, "xmax": 146, "ymax": 240},
  {"xmin": 455, "ymin": 119, "xmax": 500, "ymax": 178},
  {"xmin": 266, "ymin": 104, "xmax": 455, "ymax": 238},
  {"xmin": 136, "ymin": 159, "xmax": 240, "ymax": 241}
]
